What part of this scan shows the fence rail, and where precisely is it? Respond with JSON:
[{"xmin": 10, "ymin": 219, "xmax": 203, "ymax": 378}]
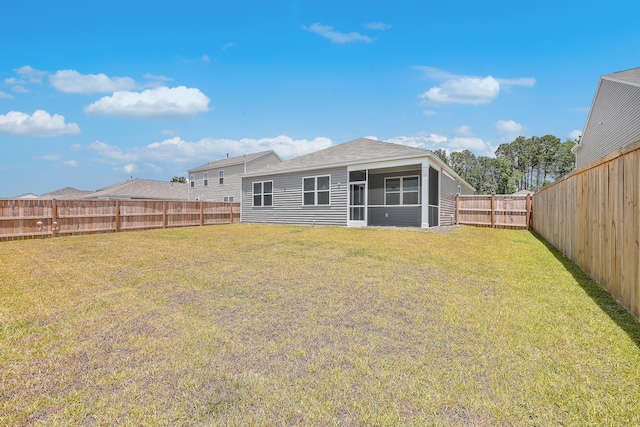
[
  {"xmin": 456, "ymin": 194, "xmax": 532, "ymax": 229},
  {"xmin": 0, "ymin": 199, "xmax": 240, "ymax": 241},
  {"xmin": 533, "ymin": 140, "xmax": 640, "ymax": 320}
]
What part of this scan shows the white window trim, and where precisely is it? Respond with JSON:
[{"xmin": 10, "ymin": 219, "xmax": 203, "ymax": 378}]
[
  {"xmin": 384, "ymin": 175, "xmax": 420, "ymax": 206},
  {"xmin": 219, "ymin": 170, "xmax": 224, "ymax": 185},
  {"xmin": 203, "ymin": 172, "xmax": 209, "ymax": 186},
  {"xmin": 252, "ymin": 180, "xmax": 273, "ymax": 207},
  {"xmin": 190, "ymin": 174, "xmax": 195, "ymax": 188},
  {"xmin": 302, "ymin": 175, "xmax": 331, "ymax": 206}
]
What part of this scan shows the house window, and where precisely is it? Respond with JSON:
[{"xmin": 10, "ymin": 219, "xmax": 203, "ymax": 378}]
[
  {"xmin": 223, "ymin": 196, "xmax": 234, "ymax": 202},
  {"xmin": 303, "ymin": 175, "xmax": 330, "ymax": 206},
  {"xmin": 219, "ymin": 170, "xmax": 224, "ymax": 185},
  {"xmin": 385, "ymin": 176, "xmax": 420, "ymax": 205},
  {"xmin": 190, "ymin": 174, "xmax": 195, "ymax": 188},
  {"xmin": 253, "ymin": 181, "xmax": 273, "ymax": 207},
  {"xmin": 203, "ymin": 172, "xmax": 209, "ymax": 186}
]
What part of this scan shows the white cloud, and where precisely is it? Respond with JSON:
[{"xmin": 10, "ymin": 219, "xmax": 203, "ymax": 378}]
[
  {"xmin": 388, "ymin": 133, "xmax": 448, "ymax": 149},
  {"xmin": 69, "ymin": 143, "xmax": 82, "ymax": 151},
  {"xmin": 417, "ymin": 66, "xmax": 535, "ymax": 106},
  {"xmin": 454, "ymin": 125, "xmax": 473, "ymax": 136},
  {"xmin": 143, "ymin": 73, "xmax": 172, "ymax": 82},
  {"xmin": 38, "ymin": 154, "xmax": 62, "ymax": 161},
  {"xmin": 363, "ymin": 22, "xmax": 391, "ymax": 30},
  {"xmin": 0, "ymin": 110, "xmax": 80, "ymax": 137},
  {"xmin": 201, "ymin": 54, "xmax": 210, "ymax": 62},
  {"xmin": 160, "ymin": 129, "xmax": 179, "ymax": 137},
  {"xmin": 363, "ymin": 135, "xmax": 378, "ymax": 141},
  {"xmin": 4, "ymin": 77, "xmax": 21, "ymax": 85},
  {"xmin": 389, "ymin": 131, "xmax": 494, "ymax": 157},
  {"xmin": 87, "ymin": 135, "xmax": 333, "ymax": 172},
  {"xmin": 495, "ymin": 119, "xmax": 525, "ymax": 140},
  {"xmin": 420, "ymin": 75, "xmax": 500, "ymax": 105},
  {"xmin": 0, "ymin": 91, "xmax": 13, "ymax": 99},
  {"xmin": 84, "ymin": 86, "xmax": 211, "ymax": 118},
  {"xmin": 303, "ymin": 23, "xmax": 374, "ymax": 44},
  {"xmin": 87, "ymin": 141, "xmax": 136, "ymax": 162},
  {"xmin": 50, "ymin": 70, "xmax": 136, "ymax": 94},
  {"xmin": 12, "ymin": 85, "xmax": 29, "ymax": 93},
  {"xmin": 495, "ymin": 77, "xmax": 536, "ymax": 88},
  {"xmin": 447, "ymin": 137, "xmax": 489, "ymax": 152},
  {"xmin": 569, "ymin": 129, "xmax": 581, "ymax": 140},
  {"xmin": 63, "ymin": 160, "xmax": 79, "ymax": 167},
  {"xmin": 423, "ymin": 110, "xmax": 436, "ymax": 116},
  {"xmin": 122, "ymin": 164, "xmax": 136, "ymax": 174},
  {"xmin": 222, "ymin": 42, "xmax": 235, "ymax": 50},
  {"xmin": 15, "ymin": 65, "xmax": 47, "ymax": 83}
]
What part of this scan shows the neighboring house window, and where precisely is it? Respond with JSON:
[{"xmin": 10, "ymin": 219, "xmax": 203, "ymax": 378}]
[
  {"xmin": 223, "ymin": 196, "xmax": 234, "ymax": 202},
  {"xmin": 219, "ymin": 170, "xmax": 224, "ymax": 185},
  {"xmin": 190, "ymin": 174, "xmax": 195, "ymax": 188},
  {"xmin": 203, "ymin": 172, "xmax": 209, "ymax": 186},
  {"xmin": 229, "ymin": 196, "xmax": 234, "ymax": 202},
  {"xmin": 385, "ymin": 176, "xmax": 420, "ymax": 205},
  {"xmin": 303, "ymin": 175, "xmax": 330, "ymax": 206},
  {"xmin": 458, "ymin": 184, "xmax": 461, "ymax": 194},
  {"xmin": 253, "ymin": 181, "xmax": 273, "ymax": 207}
]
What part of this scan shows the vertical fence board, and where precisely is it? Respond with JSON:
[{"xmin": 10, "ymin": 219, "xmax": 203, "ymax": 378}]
[{"xmin": 534, "ymin": 142, "xmax": 640, "ymax": 321}]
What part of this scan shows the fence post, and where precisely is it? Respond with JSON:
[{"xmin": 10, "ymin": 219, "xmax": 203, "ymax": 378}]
[
  {"xmin": 115, "ymin": 200, "xmax": 121, "ymax": 232},
  {"xmin": 455, "ymin": 194, "xmax": 459, "ymax": 225},
  {"xmin": 490, "ymin": 194, "xmax": 495, "ymax": 228},
  {"xmin": 162, "ymin": 201, "xmax": 168, "ymax": 228},
  {"xmin": 52, "ymin": 199, "xmax": 59, "ymax": 238},
  {"xmin": 526, "ymin": 194, "xmax": 532, "ymax": 230},
  {"xmin": 200, "ymin": 201, "xmax": 204, "ymax": 226}
]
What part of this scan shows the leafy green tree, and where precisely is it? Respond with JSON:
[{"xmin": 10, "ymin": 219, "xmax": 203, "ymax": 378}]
[{"xmin": 171, "ymin": 176, "xmax": 187, "ymax": 183}]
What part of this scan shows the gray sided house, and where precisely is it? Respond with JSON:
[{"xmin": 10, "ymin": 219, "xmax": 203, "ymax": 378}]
[
  {"xmin": 573, "ymin": 67, "xmax": 640, "ymax": 168},
  {"xmin": 241, "ymin": 138, "xmax": 475, "ymax": 228},
  {"xmin": 188, "ymin": 151, "xmax": 282, "ymax": 202}
]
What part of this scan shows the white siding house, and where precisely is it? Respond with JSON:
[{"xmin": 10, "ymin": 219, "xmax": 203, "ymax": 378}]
[
  {"xmin": 573, "ymin": 67, "xmax": 640, "ymax": 168},
  {"xmin": 188, "ymin": 151, "xmax": 282, "ymax": 201}
]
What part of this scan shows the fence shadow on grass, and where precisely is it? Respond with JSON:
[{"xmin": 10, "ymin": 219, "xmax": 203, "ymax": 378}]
[{"xmin": 531, "ymin": 231, "xmax": 640, "ymax": 349}]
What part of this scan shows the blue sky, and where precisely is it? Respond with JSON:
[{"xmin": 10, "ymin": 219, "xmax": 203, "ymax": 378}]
[{"xmin": 2, "ymin": 0, "xmax": 639, "ymax": 197}]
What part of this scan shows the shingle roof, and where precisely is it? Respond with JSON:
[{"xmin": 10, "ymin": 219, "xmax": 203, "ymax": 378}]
[
  {"xmin": 247, "ymin": 138, "xmax": 432, "ymax": 175},
  {"xmin": 188, "ymin": 150, "xmax": 279, "ymax": 173},
  {"xmin": 82, "ymin": 178, "xmax": 188, "ymax": 200},
  {"xmin": 40, "ymin": 187, "xmax": 93, "ymax": 199},
  {"xmin": 604, "ymin": 67, "xmax": 640, "ymax": 85}
]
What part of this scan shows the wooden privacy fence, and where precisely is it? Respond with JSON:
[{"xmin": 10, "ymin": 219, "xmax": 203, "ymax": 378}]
[
  {"xmin": 456, "ymin": 194, "xmax": 532, "ymax": 229},
  {"xmin": 0, "ymin": 199, "xmax": 240, "ymax": 241},
  {"xmin": 533, "ymin": 140, "xmax": 640, "ymax": 320}
]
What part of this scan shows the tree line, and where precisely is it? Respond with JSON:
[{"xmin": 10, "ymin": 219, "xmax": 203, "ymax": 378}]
[{"xmin": 434, "ymin": 135, "xmax": 576, "ymax": 194}]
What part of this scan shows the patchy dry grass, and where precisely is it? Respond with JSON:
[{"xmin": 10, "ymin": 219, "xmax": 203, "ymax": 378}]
[{"xmin": 1, "ymin": 224, "xmax": 639, "ymax": 426}]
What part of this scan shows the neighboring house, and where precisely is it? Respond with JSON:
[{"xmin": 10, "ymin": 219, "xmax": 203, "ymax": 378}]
[
  {"xmin": 512, "ymin": 189, "xmax": 534, "ymax": 196},
  {"xmin": 12, "ymin": 193, "xmax": 39, "ymax": 199},
  {"xmin": 188, "ymin": 151, "xmax": 282, "ymax": 202},
  {"xmin": 241, "ymin": 138, "xmax": 475, "ymax": 228},
  {"xmin": 81, "ymin": 178, "xmax": 188, "ymax": 200},
  {"xmin": 573, "ymin": 67, "xmax": 640, "ymax": 168},
  {"xmin": 39, "ymin": 187, "xmax": 92, "ymax": 199}
]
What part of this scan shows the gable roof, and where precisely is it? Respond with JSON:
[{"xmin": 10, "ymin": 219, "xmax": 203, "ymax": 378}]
[
  {"xmin": 188, "ymin": 150, "xmax": 281, "ymax": 173},
  {"xmin": 40, "ymin": 187, "xmax": 92, "ymax": 199},
  {"xmin": 603, "ymin": 67, "xmax": 640, "ymax": 86},
  {"xmin": 82, "ymin": 178, "xmax": 188, "ymax": 200},
  {"xmin": 245, "ymin": 138, "xmax": 433, "ymax": 175},
  {"xmin": 244, "ymin": 138, "xmax": 475, "ymax": 192}
]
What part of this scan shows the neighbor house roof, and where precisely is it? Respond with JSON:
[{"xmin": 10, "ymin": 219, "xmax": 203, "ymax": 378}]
[
  {"xmin": 82, "ymin": 178, "xmax": 188, "ymax": 200},
  {"xmin": 39, "ymin": 187, "xmax": 93, "ymax": 199},
  {"xmin": 188, "ymin": 150, "xmax": 282, "ymax": 173},
  {"xmin": 603, "ymin": 67, "xmax": 640, "ymax": 85},
  {"xmin": 244, "ymin": 138, "xmax": 475, "ymax": 192}
]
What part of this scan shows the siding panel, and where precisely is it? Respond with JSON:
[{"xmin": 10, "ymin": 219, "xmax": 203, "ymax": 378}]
[
  {"xmin": 578, "ymin": 79, "xmax": 640, "ymax": 167},
  {"xmin": 242, "ymin": 167, "xmax": 348, "ymax": 225}
]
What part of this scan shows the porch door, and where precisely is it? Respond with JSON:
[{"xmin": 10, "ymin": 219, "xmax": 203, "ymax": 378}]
[
  {"xmin": 348, "ymin": 182, "xmax": 367, "ymax": 226},
  {"xmin": 428, "ymin": 167, "xmax": 439, "ymax": 226}
]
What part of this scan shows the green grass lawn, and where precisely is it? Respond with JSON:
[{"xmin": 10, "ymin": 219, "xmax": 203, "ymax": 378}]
[{"xmin": 1, "ymin": 224, "xmax": 639, "ymax": 426}]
